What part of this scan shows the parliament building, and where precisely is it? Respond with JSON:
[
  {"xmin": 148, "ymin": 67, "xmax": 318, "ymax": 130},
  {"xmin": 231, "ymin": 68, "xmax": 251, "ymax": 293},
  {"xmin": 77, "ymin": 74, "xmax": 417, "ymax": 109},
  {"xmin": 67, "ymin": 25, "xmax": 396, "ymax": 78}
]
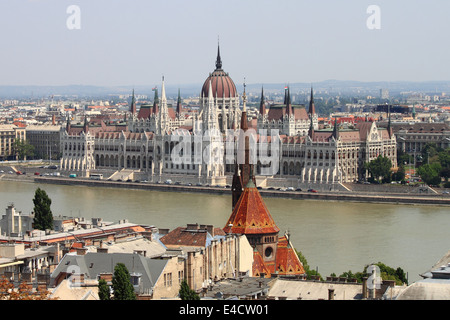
[{"xmin": 60, "ymin": 45, "xmax": 397, "ymax": 190}]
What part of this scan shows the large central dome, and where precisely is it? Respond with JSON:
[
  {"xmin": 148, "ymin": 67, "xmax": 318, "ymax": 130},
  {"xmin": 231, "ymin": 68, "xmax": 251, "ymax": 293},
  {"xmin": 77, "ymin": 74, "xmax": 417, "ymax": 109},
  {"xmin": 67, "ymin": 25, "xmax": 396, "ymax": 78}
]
[{"xmin": 201, "ymin": 45, "xmax": 237, "ymax": 99}]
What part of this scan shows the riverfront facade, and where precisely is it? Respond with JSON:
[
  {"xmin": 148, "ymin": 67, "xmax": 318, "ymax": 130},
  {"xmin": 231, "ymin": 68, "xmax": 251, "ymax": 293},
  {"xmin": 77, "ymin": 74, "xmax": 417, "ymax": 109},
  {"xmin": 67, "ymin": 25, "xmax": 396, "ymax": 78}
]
[{"xmin": 59, "ymin": 45, "xmax": 397, "ymax": 188}]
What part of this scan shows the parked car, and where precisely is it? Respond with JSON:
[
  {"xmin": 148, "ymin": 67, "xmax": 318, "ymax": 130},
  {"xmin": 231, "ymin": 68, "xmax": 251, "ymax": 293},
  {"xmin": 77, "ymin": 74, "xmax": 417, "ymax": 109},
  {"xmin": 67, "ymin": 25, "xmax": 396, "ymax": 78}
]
[
  {"xmin": 34, "ymin": 172, "xmax": 40, "ymax": 175},
  {"xmin": 308, "ymin": 189, "xmax": 318, "ymax": 193},
  {"xmin": 296, "ymin": 188, "xmax": 303, "ymax": 191},
  {"xmin": 285, "ymin": 187, "xmax": 295, "ymax": 191}
]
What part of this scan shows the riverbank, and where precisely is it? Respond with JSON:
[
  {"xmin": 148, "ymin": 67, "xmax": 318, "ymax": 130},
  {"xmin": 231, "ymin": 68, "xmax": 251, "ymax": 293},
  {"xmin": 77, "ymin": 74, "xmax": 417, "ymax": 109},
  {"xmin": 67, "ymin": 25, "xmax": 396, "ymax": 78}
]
[{"xmin": 18, "ymin": 175, "xmax": 449, "ymax": 206}]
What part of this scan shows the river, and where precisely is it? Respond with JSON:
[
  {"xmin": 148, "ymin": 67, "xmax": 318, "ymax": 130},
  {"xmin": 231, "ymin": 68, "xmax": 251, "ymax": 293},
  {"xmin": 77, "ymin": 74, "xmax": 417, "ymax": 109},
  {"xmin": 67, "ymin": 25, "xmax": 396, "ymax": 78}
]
[{"xmin": 1, "ymin": 180, "xmax": 449, "ymax": 284}]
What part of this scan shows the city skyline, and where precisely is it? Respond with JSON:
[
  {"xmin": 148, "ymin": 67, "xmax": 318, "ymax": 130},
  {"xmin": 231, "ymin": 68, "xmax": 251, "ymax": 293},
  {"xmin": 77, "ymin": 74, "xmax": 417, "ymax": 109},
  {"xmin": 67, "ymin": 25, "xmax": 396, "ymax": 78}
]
[{"xmin": 1, "ymin": 1, "xmax": 450, "ymax": 87}]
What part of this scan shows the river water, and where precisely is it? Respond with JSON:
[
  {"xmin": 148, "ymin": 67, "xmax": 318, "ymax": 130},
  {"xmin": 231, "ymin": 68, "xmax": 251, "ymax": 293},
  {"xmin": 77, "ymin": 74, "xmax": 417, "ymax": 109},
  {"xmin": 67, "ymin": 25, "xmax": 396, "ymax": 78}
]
[{"xmin": 1, "ymin": 180, "xmax": 449, "ymax": 283}]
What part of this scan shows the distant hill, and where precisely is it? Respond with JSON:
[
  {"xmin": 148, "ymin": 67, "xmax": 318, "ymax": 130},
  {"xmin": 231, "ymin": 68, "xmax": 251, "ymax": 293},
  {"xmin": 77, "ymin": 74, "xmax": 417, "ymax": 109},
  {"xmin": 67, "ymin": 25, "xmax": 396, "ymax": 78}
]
[{"xmin": 1, "ymin": 80, "xmax": 450, "ymax": 99}]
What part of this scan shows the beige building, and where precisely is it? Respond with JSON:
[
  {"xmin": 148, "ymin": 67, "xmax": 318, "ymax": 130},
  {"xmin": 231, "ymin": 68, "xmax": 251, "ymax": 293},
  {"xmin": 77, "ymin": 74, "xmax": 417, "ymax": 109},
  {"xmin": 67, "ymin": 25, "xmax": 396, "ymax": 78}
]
[
  {"xmin": 158, "ymin": 224, "xmax": 253, "ymax": 293},
  {"xmin": 0, "ymin": 124, "xmax": 26, "ymax": 160},
  {"xmin": 50, "ymin": 251, "xmax": 186, "ymax": 300},
  {"xmin": 0, "ymin": 204, "xmax": 34, "ymax": 237}
]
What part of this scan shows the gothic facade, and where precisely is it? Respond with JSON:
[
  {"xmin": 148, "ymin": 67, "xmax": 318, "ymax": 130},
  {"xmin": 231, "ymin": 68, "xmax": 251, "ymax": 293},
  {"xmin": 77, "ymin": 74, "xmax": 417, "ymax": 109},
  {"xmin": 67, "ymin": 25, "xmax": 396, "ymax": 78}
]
[{"xmin": 59, "ymin": 46, "xmax": 397, "ymax": 186}]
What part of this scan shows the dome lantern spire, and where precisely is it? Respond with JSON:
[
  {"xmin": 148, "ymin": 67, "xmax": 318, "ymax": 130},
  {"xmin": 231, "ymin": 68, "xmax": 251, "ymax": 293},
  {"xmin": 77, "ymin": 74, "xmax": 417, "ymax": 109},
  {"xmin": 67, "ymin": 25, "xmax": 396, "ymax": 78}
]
[{"xmin": 215, "ymin": 39, "xmax": 222, "ymax": 70}]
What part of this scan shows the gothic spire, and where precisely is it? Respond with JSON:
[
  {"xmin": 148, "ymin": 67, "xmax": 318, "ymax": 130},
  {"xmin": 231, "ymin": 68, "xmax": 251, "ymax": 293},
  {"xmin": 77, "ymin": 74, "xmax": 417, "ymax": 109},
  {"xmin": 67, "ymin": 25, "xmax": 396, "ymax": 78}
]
[
  {"xmin": 215, "ymin": 40, "xmax": 222, "ymax": 70},
  {"xmin": 83, "ymin": 115, "xmax": 89, "ymax": 134},
  {"xmin": 388, "ymin": 104, "xmax": 392, "ymax": 139},
  {"xmin": 286, "ymin": 86, "xmax": 293, "ymax": 116},
  {"xmin": 130, "ymin": 88, "xmax": 136, "ymax": 115},
  {"xmin": 308, "ymin": 86, "xmax": 316, "ymax": 115},
  {"xmin": 176, "ymin": 88, "xmax": 182, "ymax": 116},
  {"xmin": 259, "ymin": 86, "xmax": 266, "ymax": 115},
  {"xmin": 332, "ymin": 116, "xmax": 339, "ymax": 140},
  {"xmin": 152, "ymin": 86, "xmax": 159, "ymax": 115}
]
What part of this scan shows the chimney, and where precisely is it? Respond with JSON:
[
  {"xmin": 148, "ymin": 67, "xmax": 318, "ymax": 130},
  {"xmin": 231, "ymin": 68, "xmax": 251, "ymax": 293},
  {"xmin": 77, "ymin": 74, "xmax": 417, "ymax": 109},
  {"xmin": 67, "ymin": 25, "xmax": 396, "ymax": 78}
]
[
  {"xmin": 76, "ymin": 247, "xmax": 88, "ymax": 255},
  {"xmin": 71, "ymin": 273, "xmax": 85, "ymax": 285},
  {"xmin": 186, "ymin": 223, "xmax": 199, "ymax": 231},
  {"xmin": 328, "ymin": 288, "xmax": 335, "ymax": 300},
  {"xmin": 99, "ymin": 273, "xmax": 112, "ymax": 282},
  {"xmin": 158, "ymin": 228, "xmax": 170, "ymax": 235},
  {"xmin": 97, "ymin": 247, "xmax": 108, "ymax": 253},
  {"xmin": 142, "ymin": 231, "xmax": 153, "ymax": 241},
  {"xmin": 362, "ymin": 277, "xmax": 368, "ymax": 299},
  {"xmin": 134, "ymin": 250, "xmax": 146, "ymax": 257},
  {"xmin": 201, "ymin": 225, "xmax": 214, "ymax": 237}
]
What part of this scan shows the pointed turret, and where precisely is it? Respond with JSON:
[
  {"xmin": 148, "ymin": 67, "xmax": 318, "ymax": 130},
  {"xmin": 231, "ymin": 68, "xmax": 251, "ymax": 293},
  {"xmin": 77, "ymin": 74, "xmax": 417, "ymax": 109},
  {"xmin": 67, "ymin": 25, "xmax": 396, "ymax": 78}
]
[
  {"xmin": 176, "ymin": 88, "xmax": 182, "ymax": 117},
  {"xmin": 215, "ymin": 41, "xmax": 222, "ymax": 70},
  {"xmin": 308, "ymin": 86, "xmax": 316, "ymax": 115},
  {"xmin": 286, "ymin": 86, "xmax": 293, "ymax": 116},
  {"xmin": 130, "ymin": 89, "xmax": 136, "ymax": 115},
  {"xmin": 387, "ymin": 105, "xmax": 392, "ymax": 139},
  {"xmin": 231, "ymin": 159, "xmax": 243, "ymax": 210},
  {"xmin": 66, "ymin": 116, "xmax": 71, "ymax": 133},
  {"xmin": 259, "ymin": 86, "xmax": 266, "ymax": 116},
  {"xmin": 332, "ymin": 116, "xmax": 339, "ymax": 140},
  {"xmin": 152, "ymin": 87, "xmax": 159, "ymax": 116},
  {"xmin": 283, "ymin": 85, "xmax": 288, "ymax": 105},
  {"xmin": 83, "ymin": 115, "xmax": 89, "ymax": 134},
  {"xmin": 205, "ymin": 79, "xmax": 218, "ymax": 130},
  {"xmin": 159, "ymin": 76, "xmax": 169, "ymax": 134},
  {"xmin": 232, "ymin": 81, "xmax": 256, "ymax": 209},
  {"xmin": 308, "ymin": 87, "xmax": 315, "ymax": 139}
]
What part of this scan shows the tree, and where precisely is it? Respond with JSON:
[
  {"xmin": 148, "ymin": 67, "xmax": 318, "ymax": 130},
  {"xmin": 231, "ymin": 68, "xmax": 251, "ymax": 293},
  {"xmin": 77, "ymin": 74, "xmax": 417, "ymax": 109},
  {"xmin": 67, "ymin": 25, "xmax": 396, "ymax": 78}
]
[
  {"xmin": 32, "ymin": 188, "xmax": 53, "ymax": 231},
  {"xmin": 179, "ymin": 279, "xmax": 200, "ymax": 300},
  {"xmin": 392, "ymin": 165, "xmax": 406, "ymax": 182},
  {"xmin": 111, "ymin": 263, "xmax": 136, "ymax": 300},
  {"xmin": 296, "ymin": 250, "xmax": 323, "ymax": 281},
  {"xmin": 366, "ymin": 155, "xmax": 392, "ymax": 183},
  {"xmin": 329, "ymin": 262, "xmax": 408, "ymax": 286},
  {"xmin": 421, "ymin": 143, "xmax": 443, "ymax": 165},
  {"xmin": 13, "ymin": 138, "xmax": 34, "ymax": 160},
  {"xmin": 98, "ymin": 278, "xmax": 111, "ymax": 300},
  {"xmin": 438, "ymin": 148, "xmax": 450, "ymax": 181},
  {"xmin": 417, "ymin": 163, "xmax": 442, "ymax": 186},
  {"xmin": 365, "ymin": 262, "xmax": 408, "ymax": 286}
]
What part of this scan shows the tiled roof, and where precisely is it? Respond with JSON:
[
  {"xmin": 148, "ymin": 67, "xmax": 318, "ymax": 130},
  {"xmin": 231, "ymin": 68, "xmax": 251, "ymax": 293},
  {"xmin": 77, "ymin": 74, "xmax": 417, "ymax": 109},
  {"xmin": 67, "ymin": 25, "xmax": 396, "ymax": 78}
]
[
  {"xmin": 252, "ymin": 250, "xmax": 272, "ymax": 278},
  {"xmin": 267, "ymin": 105, "xmax": 309, "ymax": 121},
  {"xmin": 137, "ymin": 105, "xmax": 176, "ymax": 120},
  {"xmin": 160, "ymin": 226, "xmax": 224, "ymax": 249},
  {"xmin": 274, "ymin": 236, "xmax": 305, "ymax": 276},
  {"xmin": 201, "ymin": 69, "xmax": 237, "ymax": 99},
  {"xmin": 137, "ymin": 104, "xmax": 153, "ymax": 119},
  {"xmin": 223, "ymin": 185, "xmax": 280, "ymax": 235}
]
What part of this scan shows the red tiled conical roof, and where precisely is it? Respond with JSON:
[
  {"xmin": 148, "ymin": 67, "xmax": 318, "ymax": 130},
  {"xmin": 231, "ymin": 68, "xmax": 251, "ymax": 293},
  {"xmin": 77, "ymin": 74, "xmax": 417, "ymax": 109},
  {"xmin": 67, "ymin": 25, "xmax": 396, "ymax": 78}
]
[
  {"xmin": 223, "ymin": 183, "xmax": 280, "ymax": 235},
  {"xmin": 275, "ymin": 235, "xmax": 305, "ymax": 275},
  {"xmin": 252, "ymin": 250, "xmax": 272, "ymax": 278}
]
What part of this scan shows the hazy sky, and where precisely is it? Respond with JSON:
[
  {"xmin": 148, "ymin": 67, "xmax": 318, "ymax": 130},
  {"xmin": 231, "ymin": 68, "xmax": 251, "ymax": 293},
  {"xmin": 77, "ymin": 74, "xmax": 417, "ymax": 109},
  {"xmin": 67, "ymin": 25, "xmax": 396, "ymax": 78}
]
[{"xmin": 0, "ymin": 0, "xmax": 449, "ymax": 87}]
